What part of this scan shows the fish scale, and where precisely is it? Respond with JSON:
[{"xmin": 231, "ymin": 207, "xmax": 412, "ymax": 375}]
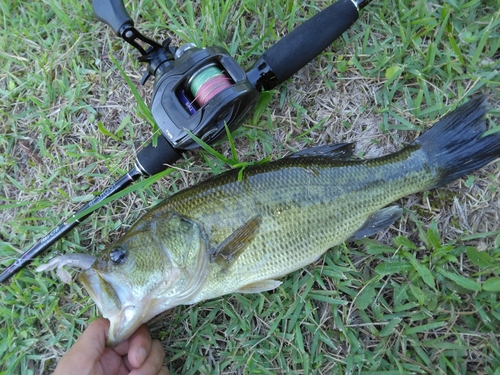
[
  {"xmin": 148, "ymin": 145, "xmax": 433, "ymax": 302},
  {"xmin": 50, "ymin": 96, "xmax": 498, "ymax": 346}
]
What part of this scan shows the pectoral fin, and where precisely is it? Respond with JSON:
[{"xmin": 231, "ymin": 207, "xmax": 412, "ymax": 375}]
[
  {"xmin": 210, "ymin": 215, "xmax": 262, "ymax": 267},
  {"xmin": 236, "ymin": 279, "xmax": 282, "ymax": 293},
  {"xmin": 348, "ymin": 206, "xmax": 403, "ymax": 241},
  {"xmin": 288, "ymin": 143, "xmax": 355, "ymax": 159}
]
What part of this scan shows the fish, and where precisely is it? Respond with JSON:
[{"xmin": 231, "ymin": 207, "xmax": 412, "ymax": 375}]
[{"xmin": 38, "ymin": 95, "xmax": 500, "ymax": 347}]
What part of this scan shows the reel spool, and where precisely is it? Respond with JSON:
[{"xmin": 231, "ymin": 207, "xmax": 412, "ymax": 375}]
[{"xmin": 188, "ymin": 64, "xmax": 233, "ymax": 107}]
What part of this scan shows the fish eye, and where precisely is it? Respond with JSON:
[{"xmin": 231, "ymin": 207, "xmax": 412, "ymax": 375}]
[{"xmin": 109, "ymin": 246, "xmax": 127, "ymax": 265}]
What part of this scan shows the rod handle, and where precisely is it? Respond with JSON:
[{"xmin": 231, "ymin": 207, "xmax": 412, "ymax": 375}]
[{"xmin": 255, "ymin": 0, "xmax": 360, "ymax": 89}]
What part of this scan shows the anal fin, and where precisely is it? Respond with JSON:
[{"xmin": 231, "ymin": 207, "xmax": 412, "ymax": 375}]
[
  {"xmin": 236, "ymin": 280, "xmax": 282, "ymax": 294},
  {"xmin": 348, "ymin": 206, "xmax": 403, "ymax": 241}
]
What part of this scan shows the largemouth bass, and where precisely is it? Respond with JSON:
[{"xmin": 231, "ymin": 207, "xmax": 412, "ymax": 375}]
[{"xmin": 39, "ymin": 96, "xmax": 500, "ymax": 346}]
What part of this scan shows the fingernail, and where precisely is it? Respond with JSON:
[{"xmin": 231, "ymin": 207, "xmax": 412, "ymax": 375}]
[{"xmin": 137, "ymin": 347, "xmax": 147, "ymax": 365}]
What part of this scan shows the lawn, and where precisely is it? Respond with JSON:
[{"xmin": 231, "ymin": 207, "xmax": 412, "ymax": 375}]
[{"xmin": 1, "ymin": 0, "xmax": 500, "ymax": 374}]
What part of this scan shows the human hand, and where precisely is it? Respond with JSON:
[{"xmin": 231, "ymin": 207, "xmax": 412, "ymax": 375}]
[{"xmin": 54, "ymin": 318, "xmax": 169, "ymax": 375}]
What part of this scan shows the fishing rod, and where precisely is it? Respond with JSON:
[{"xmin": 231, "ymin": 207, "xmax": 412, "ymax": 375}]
[{"xmin": 0, "ymin": 0, "xmax": 372, "ymax": 283}]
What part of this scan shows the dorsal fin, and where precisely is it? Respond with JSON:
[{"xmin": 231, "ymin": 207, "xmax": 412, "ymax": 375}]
[{"xmin": 287, "ymin": 143, "xmax": 355, "ymax": 159}]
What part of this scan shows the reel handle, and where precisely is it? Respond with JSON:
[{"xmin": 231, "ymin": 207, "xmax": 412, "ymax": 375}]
[
  {"xmin": 249, "ymin": 0, "xmax": 367, "ymax": 90},
  {"xmin": 92, "ymin": 0, "xmax": 133, "ymax": 36}
]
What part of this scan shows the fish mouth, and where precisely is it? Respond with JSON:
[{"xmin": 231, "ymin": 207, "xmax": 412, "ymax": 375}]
[{"xmin": 79, "ymin": 269, "xmax": 144, "ymax": 347}]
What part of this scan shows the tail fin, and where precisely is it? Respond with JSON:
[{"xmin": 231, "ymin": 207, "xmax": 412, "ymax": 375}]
[{"xmin": 414, "ymin": 95, "xmax": 499, "ymax": 188}]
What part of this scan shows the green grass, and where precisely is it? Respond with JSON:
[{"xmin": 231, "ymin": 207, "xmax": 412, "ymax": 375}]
[{"xmin": 1, "ymin": 0, "xmax": 500, "ymax": 374}]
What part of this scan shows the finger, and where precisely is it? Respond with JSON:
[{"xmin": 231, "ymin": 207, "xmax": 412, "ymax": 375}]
[
  {"xmin": 129, "ymin": 339, "xmax": 166, "ymax": 375},
  {"xmin": 54, "ymin": 318, "xmax": 110, "ymax": 375},
  {"xmin": 112, "ymin": 337, "xmax": 131, "ymax": 358},
  {"xmin": 123, "ymin": 353, "xmax": 132, "ymax": 370},
  {"xmin": 70, "ymin": 318, "xmax": 109, "ymax": 359},
  {"xmin": 125, "ymin": 324, "xmax": 153, "ymax": 368}
]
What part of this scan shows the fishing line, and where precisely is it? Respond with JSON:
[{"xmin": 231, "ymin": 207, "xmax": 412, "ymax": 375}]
[{"xmin": 188, "ymin": 64, "xmax": 233, "ymax": 107}]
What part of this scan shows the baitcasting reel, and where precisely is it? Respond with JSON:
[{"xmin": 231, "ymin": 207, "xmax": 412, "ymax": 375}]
[
  {"xmin": 94, "ymin": 0, "xmax": 261, "ymax": 175},
  {"xmin": 0, "ymin": 0, "xmax": 371, "ymax": 282}
]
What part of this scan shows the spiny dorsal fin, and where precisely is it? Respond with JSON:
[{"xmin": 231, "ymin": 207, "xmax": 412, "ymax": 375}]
[
  {"xmin": 210, "ymin": 215, "xmax": 262, "ymax": 268},
  {"xmin": 348, "ymin": 206, "xmax": 403, "ymax": 241},
  {"xmin": 287, "ymin": 143, "xmax": 355, "ymax": 159},
  {"xmin": 236, "ymin": 279, "xmax": 282, "ymax": 294}
]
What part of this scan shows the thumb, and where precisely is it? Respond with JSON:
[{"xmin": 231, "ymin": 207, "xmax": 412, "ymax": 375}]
[
  {"xmin": 54, "ymin": 318, "xmax": 110, "ymax": 375},
  {"xmin": 71, "ymin": 318, "xmax": 110, "ymax": 358}
]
